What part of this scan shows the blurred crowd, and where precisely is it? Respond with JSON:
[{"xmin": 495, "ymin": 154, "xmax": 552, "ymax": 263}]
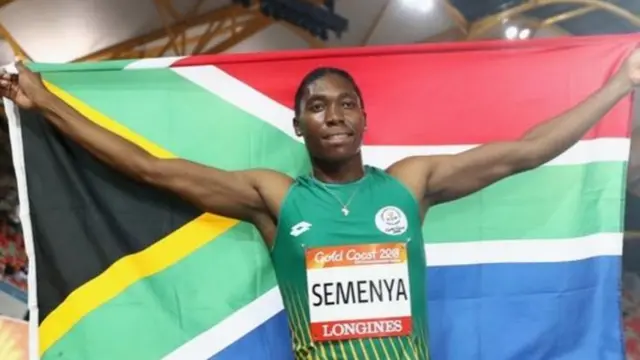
[
  {"xmin": 623, "ymin": 128, "xmax": 640, "ymax": 358},
  {"xmin": 0, "ymin": 113, "xmax": 25, "ymax": 292}
]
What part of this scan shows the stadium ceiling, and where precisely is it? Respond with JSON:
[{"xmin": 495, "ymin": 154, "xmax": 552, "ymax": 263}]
[{"xmin": 0, "ymin": 0, "xmax": 638, "ymax": 65}]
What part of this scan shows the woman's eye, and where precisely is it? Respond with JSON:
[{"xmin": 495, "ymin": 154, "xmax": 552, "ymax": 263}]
[{"xmin": 343, "ymin": 101, "xmax": 355, "ymax": 109}]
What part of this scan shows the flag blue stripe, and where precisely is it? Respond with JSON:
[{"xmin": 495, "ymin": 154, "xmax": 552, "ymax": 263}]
[
  {"xmin": 211, "ymin": 255, "xmax": 623, "ymax": 360},
  {"xmin": 211, "ymin": 312, "xmax": 293, "ymax": 360},
  {"xmin": 427, "ymin": 257, "xmax": 623, "ymax": 360}
]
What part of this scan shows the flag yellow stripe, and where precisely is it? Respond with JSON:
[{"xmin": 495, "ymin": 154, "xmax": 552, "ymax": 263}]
[
  {"xmin": 38, "ymin": 82, "xmax": 240, "ymax": 356},
  {"xmin": 43, "ymin": 81, "xmax": 173, "ymax": 159}
]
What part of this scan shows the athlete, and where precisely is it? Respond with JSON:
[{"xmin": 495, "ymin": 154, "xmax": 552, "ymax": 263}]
[{"xmin": 2, "ymin": 50, "xmax": 640, "ymax": 359}]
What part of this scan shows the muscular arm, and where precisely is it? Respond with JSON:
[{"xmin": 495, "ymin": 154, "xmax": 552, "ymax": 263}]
[
  {"xmin": 37, "ymin": 91, "xmax": 289, "ymax": 222},
  {"xmin": 390, "ymin": 69, "xmax": 634, "ymax": 207}
]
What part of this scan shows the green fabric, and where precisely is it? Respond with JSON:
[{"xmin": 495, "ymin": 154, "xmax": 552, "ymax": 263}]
[{"xmin": 272, "ymin": 166, "xmax": 429, "ymax": 359}]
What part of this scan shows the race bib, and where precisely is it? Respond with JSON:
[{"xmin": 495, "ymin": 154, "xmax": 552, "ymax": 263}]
[{"xmin": 305, "ymin": 243, "xmax": 412, "ymax": 341}]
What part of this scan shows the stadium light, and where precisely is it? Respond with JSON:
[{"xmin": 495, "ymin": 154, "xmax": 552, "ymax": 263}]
[{"xmin": 401, "ymin": 0, "xmax": 435, "ymax": 12}]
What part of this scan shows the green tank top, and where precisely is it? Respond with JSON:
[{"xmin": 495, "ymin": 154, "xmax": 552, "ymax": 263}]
[{"xmin": 271, "ymin": 166, "xmax": 430, "ymax": 360}]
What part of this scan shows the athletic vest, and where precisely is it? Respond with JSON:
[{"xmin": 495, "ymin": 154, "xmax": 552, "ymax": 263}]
[{"xmin": 271, "ymin": 166, "xmax": 430, "ymax": 360}]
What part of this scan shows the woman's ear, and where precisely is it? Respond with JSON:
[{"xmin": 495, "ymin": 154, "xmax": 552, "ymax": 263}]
[{"xmin": 293, "ymin": 117, "xmax": 303, "ymax": 137}]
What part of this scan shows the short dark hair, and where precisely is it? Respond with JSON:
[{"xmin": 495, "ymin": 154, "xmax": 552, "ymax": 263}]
[{"xmin": 294, "ymin": 67, "xmax": 364, "ymax": 118}]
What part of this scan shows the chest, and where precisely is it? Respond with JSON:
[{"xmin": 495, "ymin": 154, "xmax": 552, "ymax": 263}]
[
  {"xmin": 273, "ymin": 182, "xmax": 428, "ymax": 343},
  {"xmin": 279, "ymin": 185, "xmax": 420, "ymax": 250}
]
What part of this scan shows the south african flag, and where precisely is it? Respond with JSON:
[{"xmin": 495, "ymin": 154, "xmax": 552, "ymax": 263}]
[{"xmin": 4, "ymin": 34, "xmax": 636, "ymax": 359}]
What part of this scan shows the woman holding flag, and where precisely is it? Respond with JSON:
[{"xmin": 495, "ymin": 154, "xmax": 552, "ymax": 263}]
[{"xmin": 2, "ymin": 50, "xmax": 640, "ymax": 359}]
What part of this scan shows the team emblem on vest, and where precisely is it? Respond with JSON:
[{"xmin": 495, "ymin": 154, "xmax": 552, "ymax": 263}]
[{"xmin": 375, "ymin": 206, "xmax": 408, "ymax": 235}]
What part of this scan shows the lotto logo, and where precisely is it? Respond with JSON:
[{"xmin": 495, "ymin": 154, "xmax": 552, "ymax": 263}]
[{"xmin": 290, "ymin": 221, "xmax": 312, "ymax": 237}]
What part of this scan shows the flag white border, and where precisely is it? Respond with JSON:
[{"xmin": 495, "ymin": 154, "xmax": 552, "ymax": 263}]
[{"xmin": 3, "ymin": 62, "xmax": 39, "ymax": 360}]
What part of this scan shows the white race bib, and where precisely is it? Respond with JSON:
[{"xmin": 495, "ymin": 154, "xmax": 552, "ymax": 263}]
[{"xmin": 305, "ymin": 243, "xmax": 412, "ymax": 341}]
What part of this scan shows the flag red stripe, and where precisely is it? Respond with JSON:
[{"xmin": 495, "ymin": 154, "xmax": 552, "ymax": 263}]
[
  {"xmin": 173, "ymin": 34, "xmax": 640, "ymax": 67},
  {"xmin": 175, "ymin": 36, "xmax": 636, "ymax": 145}
]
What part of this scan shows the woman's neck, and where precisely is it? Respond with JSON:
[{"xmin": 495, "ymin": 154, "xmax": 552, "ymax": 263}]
[{"xmin": 311, "ymin": 155, "xmax": 365, "ymax": 184}]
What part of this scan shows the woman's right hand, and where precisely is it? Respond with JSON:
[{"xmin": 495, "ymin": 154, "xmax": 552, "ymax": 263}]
[{"xmin": 0, "ymin": 61, "xmax": 48, "ymax": 110}]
